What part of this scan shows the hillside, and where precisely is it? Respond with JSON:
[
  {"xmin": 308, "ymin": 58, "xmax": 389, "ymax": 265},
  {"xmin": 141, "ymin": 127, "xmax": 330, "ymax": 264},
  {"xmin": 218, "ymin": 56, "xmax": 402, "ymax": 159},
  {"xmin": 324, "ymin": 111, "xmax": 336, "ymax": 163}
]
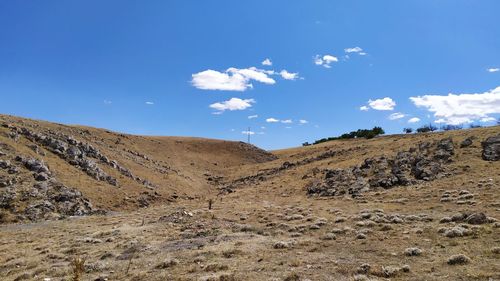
[
  {"xmin": 0, "ymin": 114, "xmax": 276, "ymax": 221},
  {"xmin": 0, "ymin": 114, "xmax": 499, "ymax": 281}
]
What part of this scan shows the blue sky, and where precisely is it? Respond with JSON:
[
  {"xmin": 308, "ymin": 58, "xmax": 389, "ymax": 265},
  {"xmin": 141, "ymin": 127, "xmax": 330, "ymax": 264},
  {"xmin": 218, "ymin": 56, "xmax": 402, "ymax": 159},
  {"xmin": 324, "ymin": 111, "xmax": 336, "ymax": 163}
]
[{"xmin": 0, "ymin": 1, "xmax": 499, "ymax": 149}]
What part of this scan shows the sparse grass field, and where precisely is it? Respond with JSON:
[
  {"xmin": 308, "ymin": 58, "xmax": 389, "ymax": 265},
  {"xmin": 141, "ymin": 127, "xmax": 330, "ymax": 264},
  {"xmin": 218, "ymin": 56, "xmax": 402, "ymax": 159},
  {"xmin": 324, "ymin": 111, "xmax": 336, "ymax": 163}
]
[{"xmin": 0, "ymin": 115, "xmax": 499, "ymax": 280}]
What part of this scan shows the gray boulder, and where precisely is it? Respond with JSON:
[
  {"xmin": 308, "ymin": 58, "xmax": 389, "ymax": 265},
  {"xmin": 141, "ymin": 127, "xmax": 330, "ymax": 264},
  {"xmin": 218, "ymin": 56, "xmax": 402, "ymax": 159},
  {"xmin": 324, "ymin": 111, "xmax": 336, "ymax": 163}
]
[
  {"xmin": 482, "ymin": 135, "xmax": 500, "ymax": 161},
  {"xmin": 460, "ymin": 137, "xmax": 474, "ymax": 148},
  {"xmin": 466, "ymin": 212, "xmax": 488, "ymax": 225},
  {"xmin": 34, "ymin": 172, "xmax": 50, "ymax": 181},
  {"xmin": 0, "ymin": 160, "xmax": 10, "ymax": 169}
]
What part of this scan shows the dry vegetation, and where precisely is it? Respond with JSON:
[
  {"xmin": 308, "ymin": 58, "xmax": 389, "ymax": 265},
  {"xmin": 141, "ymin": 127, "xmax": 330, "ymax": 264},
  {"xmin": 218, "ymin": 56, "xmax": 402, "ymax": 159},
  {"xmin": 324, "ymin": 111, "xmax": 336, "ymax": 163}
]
[{"xmin": 0, "ymin": 114, "xmax": 499, "ymax": 280}]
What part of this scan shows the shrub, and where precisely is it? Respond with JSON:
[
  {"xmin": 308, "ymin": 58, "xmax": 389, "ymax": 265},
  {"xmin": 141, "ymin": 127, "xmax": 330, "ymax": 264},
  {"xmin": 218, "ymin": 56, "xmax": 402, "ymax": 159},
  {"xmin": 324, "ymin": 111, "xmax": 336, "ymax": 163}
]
[
  {"xmin": 440, "ymin": 124, "xmax": 463, "ymax": 131},
  {"xmin": 403, "ymin": 128, "xmax": 413, "ymax": 134},
  {"xmin": 311, "ymin": 127, "xmax": 385, "ymax": 145},
  {"xmin": 416, "ymin": 124, "xmax": 437, "ymax": 133}
]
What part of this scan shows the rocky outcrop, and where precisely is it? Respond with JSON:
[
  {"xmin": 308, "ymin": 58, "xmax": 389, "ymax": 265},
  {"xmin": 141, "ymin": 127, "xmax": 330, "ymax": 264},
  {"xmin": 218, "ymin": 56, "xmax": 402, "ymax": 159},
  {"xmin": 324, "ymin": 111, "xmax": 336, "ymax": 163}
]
[
  {"xmin": 4, "ymin": 124, "xmax": 157, "ymax": 188},
  {"xmin": 218, "ymin": 146, "xmax": 363, "ymax": 193},
  {"xmin": 482, "ymin": 134, "xmax": 500, "ymax": 161},
  {"xmin": 1, "ymin": 155, "xmax": 98, "ymax": 222},
  {"xmin": 307, "ymin": 138, "xmax": 455, "ymax": 197}
]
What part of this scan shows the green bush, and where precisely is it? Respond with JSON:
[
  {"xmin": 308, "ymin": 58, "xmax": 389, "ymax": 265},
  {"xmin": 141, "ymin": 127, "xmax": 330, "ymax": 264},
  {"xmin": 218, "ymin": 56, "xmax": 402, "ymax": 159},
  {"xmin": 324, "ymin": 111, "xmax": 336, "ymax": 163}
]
[{"xmin": 312, "ymin": 126, "xmax": 385, "ymax": 145}]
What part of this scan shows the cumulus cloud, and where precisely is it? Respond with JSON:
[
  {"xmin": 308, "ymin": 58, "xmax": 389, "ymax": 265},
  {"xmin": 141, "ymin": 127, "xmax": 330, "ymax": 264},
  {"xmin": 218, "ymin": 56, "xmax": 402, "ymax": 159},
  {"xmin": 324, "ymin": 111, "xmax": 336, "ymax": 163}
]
[
  {"xmin": 262, "ymin": 58, "xmax": 272, "ymax": 66},
  {"xmin": 388, "ymin": 112, "xmax": 406, "ymax": 120},
  {"xmin": 359, "ymin": 106, "xmax": 369, "ymax": 111},
  {"xmin": 344, "ymin": 47, "xmax": 363, "ymax": 53},
  {"xmin": 281, "ymin": 119, "xmax": 293, "ymax": 124},
  {"xmin": 192, "ymin": 67, "xmax": 275, "ymax": 91},
  {"xmin": 408, "ymin": 117, "xmax": 421, "ymax": 123},
  {"xmin": 299, "ymin": 119, "xmax": 308, "ymax": 124},
  {"xmin": 145, "ymin": 101, "xmax": 154, "ymax": 105},
  {"xmin": 367, "ymin": 97, "xmax": 396, "ymax": 111},
  {"xmin": 487, "ymin": 68, "xmax": 499, "ymax": 73},
  {"xmin": 280, "ymin": 70, "xmax": 299, "ymax": 80},
  {"xmin": 410, "ymin": 86, "xmax": 500, "ymax": 125},
  {"xmin": 266, "ymin": 118, "xmax": 280, "ymax": 123},
  {"xmin": 241, "ymin": 130, "xmax": 255, "ymax": 135},
  {"xmin": 314, "ymin": 54, "xmax": 338, "ymax": 68},
  {"xmin": 248, "ymin": 115, "xmax": 258, "ymax": 119},
  {"xmin": 209, "ymin": 98, "xmax": 255, "ymax": 112}
]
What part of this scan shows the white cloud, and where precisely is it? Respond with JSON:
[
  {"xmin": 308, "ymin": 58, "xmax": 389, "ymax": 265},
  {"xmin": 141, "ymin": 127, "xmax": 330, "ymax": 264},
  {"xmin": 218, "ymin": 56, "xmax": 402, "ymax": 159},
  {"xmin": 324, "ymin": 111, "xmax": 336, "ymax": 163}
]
[
  {"xmin": 145, "ymin": 101, "xmax": 154, "ymax": 105},
  {"xmin": 367, "ymin": 97, "xmax": 396, "ymax": 111},
  {"xmin": 262, "ymin": 58, "xmax": 272, "ymax": 66},
  {"xmin": 241, "ymin": 130, "xmax": 255, "ymax": 135},
  {"xmin": 299, "ymin": 119, "xmax": 308, "ymax": 124},
  {"xmin": 103, "ymin": 100, "xmax": 112, "ymax": 104},
  {"xmin": 388, "ymin": 112, "xmax": 406, "ymax": 120},
  {"xmin": 192, "ymin": 67, "xmax": 275, "ymax": 91},
  {"xmin": 314, "ymin": 54, "xmax": 338, "ymax": 68},
  {"xmin": 487, "ymin": 68, "xmax": 499, "ymax": 73},
  {"xmin": 228, "ymin": 67, "xmax": 275, "ymax": 84},
  {"xmin": 248, "ymin": 115, "xmax": 258, "ymax": 119},
  {"xmin": 408, "ymin": 117, "xmax": 421, "ymax": 123},
  {"xmin": 359, "ymin": 105, "xmax": 369, "ymax": 111},
  {"xmin": 480, "ymin": 117, "xmax": 496, "ymax": 122},
  {"xmin": 344, "ymin": 47, "xmax": 363, "ymax": 53},
  {"xmin": 285, "ymin": 126, "xmax": 292, "ymax": 129},
  {"xmin": 261, "ymin": 126, "xmax": 266, "ymax": 129},
  {"xmin": 280, "ymin": 70, "xmax": 299, "ymax": 80},
  {"xmin": 266, "ymin": 118, "xmax": 280, "ymax": 123},
  {"xmin": 209, "ymin": 98, "xmax": 255, "ymax": 112},
  {"xmin": 281, "ymin": 119, "xmax": 293, "ymax": 124},
  {"xmin": 410, "ymin": 86, "xmax": 500, "ymax": 125},
  {"xmin": 359, "ymin": 52, "xmax": 367, "ymax": 56}
]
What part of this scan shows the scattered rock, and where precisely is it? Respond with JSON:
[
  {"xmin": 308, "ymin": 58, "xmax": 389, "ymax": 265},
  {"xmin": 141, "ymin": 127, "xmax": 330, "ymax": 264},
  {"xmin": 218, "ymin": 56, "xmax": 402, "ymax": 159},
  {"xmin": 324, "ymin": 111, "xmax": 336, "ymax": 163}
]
[
  {"xmin": 356, "ymin": 263, "xmax": 371, "ymax": 274},
  {"xmin": 356, "ymin": 233, "xmax": 367, "ymax": 239},
  {"xmin": 465, "ymin": 212, "xmax": 488, "ymax": 225},
  {"xmin": 447, "ymin": 254, "xmax": 471, "ymax": 265},
  {"xmin": 273, "ymin": 241, "xmax": 292, "ymax": 249},
  {"xmin": 321, "ymin": 233, "xmax": 336, "ymax": 240},
  {"xmin": 460, "ymin": 137, "xmax": 474, "ymax": 148},
  {"xmin": 443, "ymin": 226, "xmax": 472, "ymax": 238},
  {"xmin": 382, "ymin": 266, "xmax": 400, "ymax": 278},
  {"xmin": 482, "ymin": 135, "xmax": 500, "ymax": 161},
  {"xmin": 34, "ymin": 172, "xmax": 50, "ymax": 181},
  {"xmin": 404, "ymin": 247, "xmax": 422, "ymax": 256},
  {"xmin": 0, "ymin": 160, "xmax": 10, "ymax": 169}
]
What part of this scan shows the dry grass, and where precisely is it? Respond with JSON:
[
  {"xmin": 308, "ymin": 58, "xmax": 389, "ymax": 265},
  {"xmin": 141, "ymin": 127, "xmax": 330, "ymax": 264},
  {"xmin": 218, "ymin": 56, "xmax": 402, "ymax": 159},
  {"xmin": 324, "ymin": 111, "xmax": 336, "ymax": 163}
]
[{"xmin": 0, "ymin": 114, "xmax": 499, "ymax": 280}]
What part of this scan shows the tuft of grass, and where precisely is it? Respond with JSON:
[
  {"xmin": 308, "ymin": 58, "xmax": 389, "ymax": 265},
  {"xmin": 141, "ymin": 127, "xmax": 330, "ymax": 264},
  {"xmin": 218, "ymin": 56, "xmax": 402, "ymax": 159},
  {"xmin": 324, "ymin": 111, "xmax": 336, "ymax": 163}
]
[
  {"xmin": 70, "ymin": 256, "xmax": 85, "ymax": 281},
  {"xmin": 283, "ymin": 272, "xmax": 300, "ymax": 281}
]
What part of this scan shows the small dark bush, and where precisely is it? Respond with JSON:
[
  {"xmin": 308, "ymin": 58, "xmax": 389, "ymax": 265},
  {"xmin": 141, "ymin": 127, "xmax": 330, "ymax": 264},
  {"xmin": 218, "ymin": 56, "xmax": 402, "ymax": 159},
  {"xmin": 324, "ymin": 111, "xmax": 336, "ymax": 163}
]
[
  {"xmin": 416, "ymin": 124, "xmax": 437, "ymax": 133},
  {"xmin": 311, "ymin": 126, "xmax": 385, "ymax": 145}
]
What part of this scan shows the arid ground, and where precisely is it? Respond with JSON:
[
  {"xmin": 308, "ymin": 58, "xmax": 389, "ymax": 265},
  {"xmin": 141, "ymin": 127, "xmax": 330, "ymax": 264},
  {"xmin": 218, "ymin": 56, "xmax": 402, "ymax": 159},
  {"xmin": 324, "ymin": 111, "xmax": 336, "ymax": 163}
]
[{"xmin": 0, "ymin": 114, "xmax": 499, "ymax": 281}]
